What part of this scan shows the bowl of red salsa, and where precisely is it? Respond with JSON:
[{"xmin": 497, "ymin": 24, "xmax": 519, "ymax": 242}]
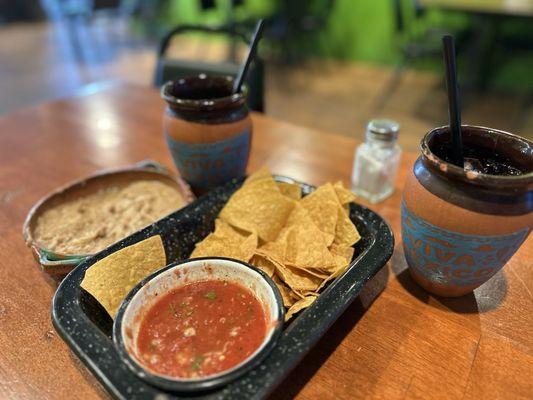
[{"xmin": 113, "ymin": 257, "xmax": 284, "ymax": 391}]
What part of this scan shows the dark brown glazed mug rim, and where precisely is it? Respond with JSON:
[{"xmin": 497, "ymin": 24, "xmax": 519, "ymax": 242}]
[
  {"xmin": 161, "ymin": 74, "xmax": 247, "ymax": 112},
  {"xmin": 421, "ymin": 125, "xmax": 533, "ymax": 191}
]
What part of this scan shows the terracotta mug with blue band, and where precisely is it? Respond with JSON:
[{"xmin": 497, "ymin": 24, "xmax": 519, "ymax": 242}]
[
  {"xmin": 402, "ymin": 126, "xmax": 532, "ymax": 297},
  {"xmin": 162, "ymin": 75, "xmax": 252, "ymax": 194}
]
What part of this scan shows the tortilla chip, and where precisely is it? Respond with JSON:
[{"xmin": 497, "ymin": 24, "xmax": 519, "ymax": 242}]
[
  {"xmin": 245, "ymin": 165, "xmax": 272, "ymax": 184},
  {"xmin": 290, "ymin": 290, "xmax": 304, "ymax": 300},
  {"xmin": 249, "ymin": 253, "xmax": 276, "ymax": 277},
  {"xmin": 285, "ymin": 295, "xmax": 318, "ymax": 321},
  {"xmin": 256, "ymin": 244, "xmax": 324, "ymax": 292},
  {"xmin": 80, "ymin": 235, "xmax": 166, "ymax": 318},
  {"xmin": 191, "ymin": 220, "xmax": 257, "ymax": 262},
  {"xmin": 278, "ymin": 204, "xmax": 337, "ymax": 271},
  {"xmin": 190, "ymin": 167, "xmax": 363, "ymax": 320},
  {"xmin": 274, "ymin": 261, "xmax": 323, "ymax": 292},
  {"xmin": 286, "ymin": 263, "xmax": 329, "ymax": 279},
  {"xmin": 316, "ymin": 263, "xmax": 350, "ymax": 292},
  {"xmin": 256, "ymin": 240, "xmax": 286, "ymax": 261},
  {"xmin": 277, "ymin": 182, "xmax": 302, "ymax": 200},
  {"xmin": 333, "ymin": 181, "xmax": 356, "ymax": 204},
  {"xmin": 334, "ymin": 205, "xmax": 361, "ymax": 247},
  {"xmin": 212, "ymin": 218, "xmax": 247, "ymax": 238},
  {"xmin": 300, "ymin": 183, "xmax": 339, "ymax": 245},
  {"xmin": 272, "ymin": 275, "xmax": 295, "ymax": 307},
  {"xmin": 330, "ymin": 244, "xmax": 355, "ymax": 268},
  {"xmin": 240, "ymin": 234, "xmax": 259, "ymax": 261},
  {"xmin": 219, "ymin": 169, "xmax": 296, "ymax": 242},
  {"xmin": 313, "ymin": 245, "xmax": 354, "ymax": 292}
]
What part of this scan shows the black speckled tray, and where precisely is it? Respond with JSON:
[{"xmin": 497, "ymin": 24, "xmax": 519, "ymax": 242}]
[{"xmin": 52, "ymin": 176, "xmax": 394, "ymax": 400}]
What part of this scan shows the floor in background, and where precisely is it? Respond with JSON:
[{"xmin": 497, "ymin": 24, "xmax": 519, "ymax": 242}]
[{"xmin": 0, "ymin": 21, "xmax": 531, "ymax": 152}]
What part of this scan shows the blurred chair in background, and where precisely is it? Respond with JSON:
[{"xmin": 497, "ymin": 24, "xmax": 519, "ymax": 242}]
[
  {"xmin": 454, "ymin": 10, "xmax": 532, "ymax": 90},
  {"xmin": 0, "ymin": 0, "xmax": 44, "ymax": 24},
  {"xmin": 261, "ymin": 0, "xmax": 336, "ymax": 64},
  {"xmin": 42, "ymin": 0, "xmax": 133, "ymax": 63},
  {"xmin": 374, "ymin": 0, "xmax": 467, "ymax": 112},
  {"xmin": 154, "ymin": 24, "xmax": 265, "ymax": 112},
  {"xmin": 393, "ymin": 0, "xmax": 446, "ymax": 64},
  {"xmin": 414, "ymin": 0, "xmax": 533, "ymax": 90}
]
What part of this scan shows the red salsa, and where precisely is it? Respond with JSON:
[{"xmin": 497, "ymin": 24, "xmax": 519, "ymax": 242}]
[{"xmin": 136, "ymin": 280, "xmax": 267, "ymax": 378}]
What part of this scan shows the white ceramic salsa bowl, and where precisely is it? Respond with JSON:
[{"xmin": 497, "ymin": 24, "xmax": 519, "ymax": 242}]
[{"xmin": 113, "ymin": 257, "xmax": 284, "ymax": 392}]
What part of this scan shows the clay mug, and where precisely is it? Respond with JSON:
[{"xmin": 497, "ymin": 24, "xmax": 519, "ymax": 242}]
[
  {"xmin": 162, "ymin": 74, "xmax": 252, "ymax": 194},
  {"xmin": 402, "ymin": 125, "xmax": 532, "ymax": 297}
]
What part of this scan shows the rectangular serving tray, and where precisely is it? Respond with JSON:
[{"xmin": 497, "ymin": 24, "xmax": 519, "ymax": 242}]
[{"xmin": 52, "ymin": 176, "xmax": 394, "ymax": 399}]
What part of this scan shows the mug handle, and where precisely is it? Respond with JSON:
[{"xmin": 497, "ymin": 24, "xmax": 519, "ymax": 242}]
[
  {"xmin": 134, "ymin": 159, "xmax": 170, "ymax": 174},
  {"xmin": 32, "ymin": 246, "xmax": 87, "ymax": 276}
]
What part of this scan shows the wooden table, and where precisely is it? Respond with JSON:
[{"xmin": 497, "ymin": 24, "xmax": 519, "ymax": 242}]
[{"xmin": 0, "ymin": 83, "xmax": 531, "ymax": 399}]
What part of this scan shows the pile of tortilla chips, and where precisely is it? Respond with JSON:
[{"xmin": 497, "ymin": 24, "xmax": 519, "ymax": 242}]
[{"xmin": 191, "ymin": 167, "xmax": 361, "ymax": 320}]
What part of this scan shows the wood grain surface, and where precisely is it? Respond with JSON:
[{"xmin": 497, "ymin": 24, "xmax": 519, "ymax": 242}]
[{"xmin": 0, "ymin": 83, "xmax": 531, "ymax": 399}]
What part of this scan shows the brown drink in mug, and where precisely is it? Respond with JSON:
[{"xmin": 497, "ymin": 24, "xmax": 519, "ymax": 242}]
[
  {"xmin": 162, "ymin": 74, "xmax": 252, "ymax": 194},
  {"xmin": 402, "ymin": 125, "xmax": 532, "ymax": 297}
]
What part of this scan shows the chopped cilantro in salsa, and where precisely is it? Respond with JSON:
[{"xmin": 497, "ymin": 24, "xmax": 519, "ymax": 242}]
[
  {"xmin": 191, "ymin": 355, "xmax": 204, "ymax": 371},
  {"xmin": 204, "ymin": 291, "xmax": 217, "ymax": 300},
  {"xmin": 168, "ymin": 302, "xmax": 179, "ymax": 317},
  {"xmin": 136, "ymin": 280, "xmax": 267, "ymax": 378}
]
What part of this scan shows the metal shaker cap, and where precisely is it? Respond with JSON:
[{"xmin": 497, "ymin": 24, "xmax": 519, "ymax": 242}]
[{"xmin": 366, "ymin": 119, "xmax": 400, "ymax": 142}]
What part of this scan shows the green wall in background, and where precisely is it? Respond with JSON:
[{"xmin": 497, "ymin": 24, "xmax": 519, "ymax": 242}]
[
  {"xmin": 315, "ymin": 0, "xmax": 398, "ymax": 63},
  {"xmin": 158, "ymin": 0, "xmax": 467, "ymax": 64},
  {"xmin": 164, "ymin": 0, "xmax": 275, "ymax": 27},
  {"xmin": 154, "ymin": 0, "xmax": 532, "ymax": 91},
  {"xmin": 158, "ymin": 0, "xmax": 400, "ymax": 63}
]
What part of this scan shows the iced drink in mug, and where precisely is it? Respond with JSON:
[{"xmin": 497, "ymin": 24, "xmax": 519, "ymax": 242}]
[
  {"xmin": 402, "ymin": 125, "xmax": 532, "ymax": 297},
  {"xmin": 161, "ymin": 74, "xmax": 252, "ymax": 194}
]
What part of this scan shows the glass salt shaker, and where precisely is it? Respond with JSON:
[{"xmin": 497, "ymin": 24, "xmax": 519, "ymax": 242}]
[{"xmin": 351, "ymin": 119, "xmax": 401, "ymax": 203}]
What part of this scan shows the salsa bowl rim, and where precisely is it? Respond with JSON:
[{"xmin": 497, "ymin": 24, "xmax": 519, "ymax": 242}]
[{"xmin": 113, "ymin": 256, "xmax": 285, "ymax": 392}]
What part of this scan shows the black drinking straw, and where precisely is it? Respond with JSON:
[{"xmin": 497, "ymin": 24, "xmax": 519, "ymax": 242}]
[
  {"xmin": 442, "ymin": 35, "xmax": 464, "ymax": 168},
  {"xmin": 232, "ymin": 19, "xmax": 265, "ymax": 95}
]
